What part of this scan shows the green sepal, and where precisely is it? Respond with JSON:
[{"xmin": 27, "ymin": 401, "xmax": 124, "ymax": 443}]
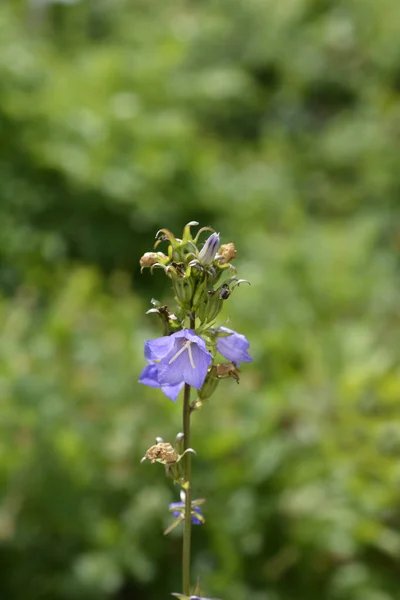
[
  {"xmin": 197, "ymin": 289, "xmax": 223, "ymax": 324},
  {"xmin": 173, "ymin": 277, "xmax": 195, "ymax": 308},
  {"xmin": 198, "ymin": 368, "xmax": 219, "ymax": 400},
  {"xmin": 154, "ymin": 228, "xmax": 178, "ymax": 249},
  {"xmin": 191, "ymin": 280, "xmax": 207, "ymax": 310},
  {"xmin": 182, "ymin": 221, "xmax": 199, "ymax": 244}
]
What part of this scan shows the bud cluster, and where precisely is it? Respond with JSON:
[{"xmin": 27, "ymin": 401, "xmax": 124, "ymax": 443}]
[{"xmin": 140, "ymin": 222, "xmax": 247, "ymax": 326}]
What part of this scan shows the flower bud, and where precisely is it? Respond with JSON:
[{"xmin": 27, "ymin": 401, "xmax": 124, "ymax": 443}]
[
  {"xmin": 173, "ymin": 276, "xmax": 195, "ymax": 308},
  {"xmin": 196, "ymin": 289, "xmax": 223, "ymax": 324},
  {"xmin": 191, "ymin": 280, "xmax": 208, "ymax": 311},
  {"xmin": 218, "ymin": 242, "xmax": 236, "ymax": 265},
  {"xmin": 198, "ymin": 233, "xmax": 220, "ymax": 265}
]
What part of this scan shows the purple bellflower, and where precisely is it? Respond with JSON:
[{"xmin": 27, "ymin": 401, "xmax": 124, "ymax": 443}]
[
  {"xmin": 216, "ymin": 327, "xmax": 252, "ymax": 364},
  {"xmin": 144, "ymin": 329, "xmax": 212, "ymax": 390}
]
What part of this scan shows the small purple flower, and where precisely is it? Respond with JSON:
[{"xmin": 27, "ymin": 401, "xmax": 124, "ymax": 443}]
[
  {"xmin": 145, "ymin": 329, "xmax": 212, "ymax": 390},
  {"xmin": 164, "ymin": 492, "xmax": 205, "ymax": 535},
  {"xmin": 169, "ymin": 501, "xmax": 203, "ymax": 525},
  {"xmin": 138, "ymin": 363, "xmax": 184, "ymax": 402},
  {"xmin": 198, "ymin": 232, "xmax": 220, "ymax": 265},
  {"xmin": 216, "ymin": 327, "xmax": 252, "ymax": 364}
]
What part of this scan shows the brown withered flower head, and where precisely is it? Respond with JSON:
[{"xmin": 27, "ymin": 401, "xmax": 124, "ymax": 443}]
[
  {"xmin": 218, "ymin": 243, "xmax": 237, "ymax": 265},
  {"xmin": 216, "ymin": 362, "xmax": 241, "ymax": 383},
  {"xmin": 143, "ymin": 442, "xmax": 178, "ymax": 465},
  {"xmin": 140, "ymin": 252, "xmax": 168, "ymax": 270}
]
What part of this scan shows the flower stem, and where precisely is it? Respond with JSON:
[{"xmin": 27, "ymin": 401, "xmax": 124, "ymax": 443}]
[
  {"xmin": 182, "ymin": 314, "xmax": 195, "ymax": 596},
  {"xmin": 182, "ymin": 381, "xmax": 192, "ymax": 595}
]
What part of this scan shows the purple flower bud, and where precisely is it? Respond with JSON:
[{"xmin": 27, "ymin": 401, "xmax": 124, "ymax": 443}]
[
  {"xmin": 216, "ymin": 327, "xmax": 252, "ymax": 364},
  {"xmin": 198, "ymin": 232, "xmax": 220, "ymax": 265}
]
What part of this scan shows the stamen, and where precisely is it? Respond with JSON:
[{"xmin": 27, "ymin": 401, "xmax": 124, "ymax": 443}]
[
  {"xmin": 167, "ymin": 339, "xmax": 196, "ymax": 369},
  {"xmin": 169, "ymin": 341, "xmax": 191, "ymax": 364},
  {"xmin": 187, "ymin": 343, "xmax": 196, "ymax": 369}
]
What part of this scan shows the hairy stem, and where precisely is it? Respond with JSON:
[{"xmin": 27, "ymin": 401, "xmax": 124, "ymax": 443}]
[{"xmin": 182, "ymin": 314, "xmax": 195, "ymax": 595}]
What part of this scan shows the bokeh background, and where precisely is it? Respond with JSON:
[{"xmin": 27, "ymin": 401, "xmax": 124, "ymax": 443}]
[{"xmin": 1, "ymin": 1, "xmax": 400, "ymax": 599}]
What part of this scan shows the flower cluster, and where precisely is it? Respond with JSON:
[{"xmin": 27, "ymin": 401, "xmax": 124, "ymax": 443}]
[{"xmin": 139, "ymin": 326, "xmax": 251, "ymax": 401}]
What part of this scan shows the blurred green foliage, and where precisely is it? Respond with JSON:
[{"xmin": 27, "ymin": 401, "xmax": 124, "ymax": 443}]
[{"xmin": 1, "ymin": 0, "xmax": 400, "ymax": 599}]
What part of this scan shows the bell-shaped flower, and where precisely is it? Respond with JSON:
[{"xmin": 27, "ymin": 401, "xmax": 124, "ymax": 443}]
[
  {"xmin": 216, "ymin": 327, "xmax": 252, "ymax": 364},
  {"xmin": 145, "ymin": 329, "xmax": 212, "ymax": 390}
]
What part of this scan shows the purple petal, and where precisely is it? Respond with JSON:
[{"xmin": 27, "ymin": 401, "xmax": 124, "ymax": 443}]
[
  {"xmin": 182, "ymin": 342, "xmax": 212, "ymax": 389},
  {"xmin": 138, "ymin": 364, "xmax": 160, "ymax": 388},
  {"xmin": 161, "ymin": 382, "xmax": 184, "ymax": 402},
  {"xmin": 153, "ymin": 332, "xmax": 212, "ymax": 389},
  {"xmin": 139, "ymin": 363, "xmax": 183, "ymax": 401},
  {"xmin": 169, "ymin": 502, "xmax": 203, "ymax": 524},
  {"xmin": 217, "ymin": 327, "xmax": 252, "ymax": 363},
  {"xmin": 191, "ymin": 506, "xmax": 202, "ymax": 525},
  {"xmin": 169, "ymin": 501, "xmax": 184, "ymax": 518},
  {"xmin": 157, "ymin": 339, "xmax": 186, "ymax": 386},
  {"xmin": 145, "ymin": 335, "xmax": 175, "ymax": 361},
  {"xmin": 169, "ymin": 502, "xmax": 184, "ymax": 509},
  {"xmin": 157, "ymin": 340, "xmax": 212, "ymax": 389},
  {"xmin": 172, "ymin": 329, "xmax": 208, "ymax": 352}
]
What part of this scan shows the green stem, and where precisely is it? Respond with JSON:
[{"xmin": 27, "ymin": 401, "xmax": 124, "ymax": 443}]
[
  {"xmin": 182, "ymin": 381, "xmax": 192, "ymax": 596},
  {"xmin": 182, "ymin": 314, "xmax": 195, "ymax": 596}
]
